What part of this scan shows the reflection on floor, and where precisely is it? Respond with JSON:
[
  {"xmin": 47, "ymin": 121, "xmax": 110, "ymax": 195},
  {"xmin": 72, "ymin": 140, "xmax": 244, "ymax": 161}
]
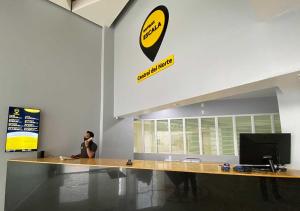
[{"xmin": 5, "ymin": 162, "xmax": 300, "ymax": 211}]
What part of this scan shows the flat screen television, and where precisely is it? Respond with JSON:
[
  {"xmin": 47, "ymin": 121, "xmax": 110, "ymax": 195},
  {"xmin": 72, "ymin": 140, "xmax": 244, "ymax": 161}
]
[
  {"xmin": 239, "ymin": 133, "xmax": 291, "ymax": 166},
  {"xmin": 5, "ymin": 107, "xmax": 41, "ymax": 152}
]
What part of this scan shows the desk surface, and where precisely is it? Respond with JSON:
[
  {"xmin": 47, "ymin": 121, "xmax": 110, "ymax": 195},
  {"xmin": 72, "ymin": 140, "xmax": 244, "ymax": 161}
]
[{"xmin": 8, "ymin": 157, "xmax": 300, "ymax": 179}]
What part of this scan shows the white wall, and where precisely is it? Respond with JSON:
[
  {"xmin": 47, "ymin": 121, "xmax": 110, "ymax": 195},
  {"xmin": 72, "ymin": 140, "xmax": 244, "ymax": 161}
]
[
  {"xmin": 276, "ymin": 74, "xmax": 300, "ymax": 169},
  {"xmin": 0, "ymin": 0, "xmax": 102, "ymax": 210},
  {"xmin": 114, "ymin": 0, "xmax": 300, "ymax": 117}
]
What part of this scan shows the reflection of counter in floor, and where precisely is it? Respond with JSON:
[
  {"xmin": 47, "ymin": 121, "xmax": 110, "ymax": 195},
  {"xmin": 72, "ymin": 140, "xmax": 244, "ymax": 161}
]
[{"xmin": 5, "ymin": 158, "xmax": 300, "ymax": 211}]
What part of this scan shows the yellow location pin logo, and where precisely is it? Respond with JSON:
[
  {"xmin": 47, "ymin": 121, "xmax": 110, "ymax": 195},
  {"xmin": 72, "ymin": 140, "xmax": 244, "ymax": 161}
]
[{"xmin": 140, "ymin": 5, "xmax": 169, "ymax": 62}]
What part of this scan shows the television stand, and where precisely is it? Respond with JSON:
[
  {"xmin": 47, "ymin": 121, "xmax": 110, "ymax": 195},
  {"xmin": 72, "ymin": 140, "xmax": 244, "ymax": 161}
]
[
  {"xmin": 251, "ymin": 167, "xmax": 272, "ymax": 172},
  {"xmin": 251, "ymin": 164, "xmax": 287, "ymax": 173},
  {"xmin": 263, "ymin": 155, "xmax": 276, "ymax": 172}
]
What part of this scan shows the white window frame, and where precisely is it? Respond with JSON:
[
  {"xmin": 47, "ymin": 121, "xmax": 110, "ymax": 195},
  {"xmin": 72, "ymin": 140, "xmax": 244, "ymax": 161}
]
[
  {"xmin": 198, "ymin": 118, "xmax": 203, "ymax": 155},
  {"xmin": 271, "ymin": 114, "xmax": 275, "ymax": 133},
  {"xmin": 183, "ymin": 118, "xmax": 187, "ymax": 154},
  {"xmin": 215, "ymin": 117, "xmax": 220, "ymax": 156},
  {"xmin": 232, "ymin": 116, "xmax": 238, "ymax": 156}
]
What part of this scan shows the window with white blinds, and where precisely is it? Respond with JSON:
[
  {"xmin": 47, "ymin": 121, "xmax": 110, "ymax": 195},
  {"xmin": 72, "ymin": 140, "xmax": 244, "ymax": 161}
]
[
  {"xmin": 134, "ymin": 113, "xmax": 282, "ymax": 156},
  {"xmin": 254, "ymin": 115, "xmax": 272, "ymax": 133},
  {"xmin": 201, "ymin": 118, "xmax": 217, "ymax": 155},
  {"xmin": 218, "ymin": 117, "xmax": 234, "ymax": 155},
  {"xmin": 274, "ymin": 114, "xmax": 282, "ymax": 133},
  {"xmin": 185, "ymin": 119, "xmax": 200, "ymax": 155},
  {"xmin": 157, "ymin": 120, "xmax": 169, "ymax": 153},
  {"xmin": 170, "ymin": 119, "xmax": 184, "ymax": 154},
  {"xmin": 143, "ymin": 120, "xmax": 156, "ymax": 153}
]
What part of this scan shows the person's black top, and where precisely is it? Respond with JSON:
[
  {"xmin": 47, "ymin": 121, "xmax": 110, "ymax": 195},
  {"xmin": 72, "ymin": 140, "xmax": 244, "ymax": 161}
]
[{"xmin": 80, "ymin": 141, "xmax": 97, "ymax": 158}]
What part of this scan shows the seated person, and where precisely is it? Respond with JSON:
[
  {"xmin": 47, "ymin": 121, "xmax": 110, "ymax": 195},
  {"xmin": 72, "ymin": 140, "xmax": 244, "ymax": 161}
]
[{"xmin": 71, "ymin": 131, "xmax": 97, "ymax": 158}]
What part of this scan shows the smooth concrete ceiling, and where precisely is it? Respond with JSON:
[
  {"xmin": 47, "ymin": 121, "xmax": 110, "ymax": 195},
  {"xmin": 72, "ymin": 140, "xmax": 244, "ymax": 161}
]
[
  {"xmin": 49, "ymin": 0, "xmax": 129, "ymax": 27},
  {"xmin": 250, "ymin": 0, "xmax": 300, "ymax": 21}
]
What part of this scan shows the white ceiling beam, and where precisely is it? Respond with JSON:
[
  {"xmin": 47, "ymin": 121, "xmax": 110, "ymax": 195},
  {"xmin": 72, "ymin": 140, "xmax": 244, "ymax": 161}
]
[
  {"xmin": 49, "ymin": 0, "xmax": 72, "ymax": 10},
  {"xmin": 72, "ymin": 0, "xmax": 129, "ymax": 27},
  {"xmin": 72, "ymin": 0, "xmax": 100, "ymax": 10}
]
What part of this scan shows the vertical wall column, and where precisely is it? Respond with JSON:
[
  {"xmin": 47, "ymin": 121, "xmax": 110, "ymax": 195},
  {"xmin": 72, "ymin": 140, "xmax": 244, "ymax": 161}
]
[
  {"xmin": 276, "ymin": 75, "xmax": 300, "ymax": 169},
  {"xmin": 100, "ymin": 27, "xmax": 134, "ymax": 159}
]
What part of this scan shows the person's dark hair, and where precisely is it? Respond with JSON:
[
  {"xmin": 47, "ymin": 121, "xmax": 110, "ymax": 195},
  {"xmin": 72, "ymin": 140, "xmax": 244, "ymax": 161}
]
[{"xmin": 87, "ymin": 131, "xmax": 94, "ymax": 138}]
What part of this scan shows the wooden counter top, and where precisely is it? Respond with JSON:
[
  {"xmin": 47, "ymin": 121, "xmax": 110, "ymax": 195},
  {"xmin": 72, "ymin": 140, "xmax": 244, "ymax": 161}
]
[{"xmin": 8, "ymin": 157, "xmax": 300, "ymax": 179}]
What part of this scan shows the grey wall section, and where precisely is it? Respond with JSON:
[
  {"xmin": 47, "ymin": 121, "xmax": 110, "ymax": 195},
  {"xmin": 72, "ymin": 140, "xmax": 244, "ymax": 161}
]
[
  {"xmin": 0, "ymin": 0, "xmax": 102, "ymax": 210},
  {"xmin": 100, "ymin": 27, "xmax": 133, "ymax": 159},
  {"xmin": 101, "ymin": 117, "xmax": 134, "ymax": 159},
  {"xmin": 276, "ymin": 74, "xmax": 300, "ymax": 169},
  {"xmin": 140, "ymin": 96, "xmax": 279, "ymax": 119}
]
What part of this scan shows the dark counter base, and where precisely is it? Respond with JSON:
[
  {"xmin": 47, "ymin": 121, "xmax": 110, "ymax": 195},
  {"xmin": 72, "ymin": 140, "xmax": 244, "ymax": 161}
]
[{"xmin": 5, "ymin": 161, "xmax": 300, "ymax": 211}]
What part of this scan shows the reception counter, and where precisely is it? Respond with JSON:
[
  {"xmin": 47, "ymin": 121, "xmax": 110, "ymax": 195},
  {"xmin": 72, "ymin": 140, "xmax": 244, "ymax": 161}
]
[{"xmin": 5, "ymin": 158, "xmax": 300, "ymax": 211}]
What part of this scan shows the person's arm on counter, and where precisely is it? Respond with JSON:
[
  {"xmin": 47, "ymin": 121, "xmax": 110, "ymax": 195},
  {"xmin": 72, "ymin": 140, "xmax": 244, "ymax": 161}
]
[{"xmin": 71, "ymin": 154, "xmax": 80, "ymax": 159}]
